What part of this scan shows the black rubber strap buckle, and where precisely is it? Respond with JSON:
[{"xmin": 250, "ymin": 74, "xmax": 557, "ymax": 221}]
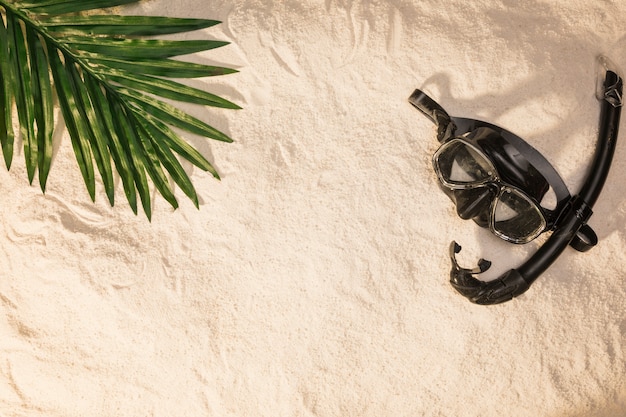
[{"xmin": 565, "ymin": 196, "xmax": 597, "ymax": 252}]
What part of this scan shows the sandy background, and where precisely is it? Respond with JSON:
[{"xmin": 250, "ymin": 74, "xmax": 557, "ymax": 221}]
[{"xmin": 2, "ymin": 0, "xmax": 626, "ymax": 416}]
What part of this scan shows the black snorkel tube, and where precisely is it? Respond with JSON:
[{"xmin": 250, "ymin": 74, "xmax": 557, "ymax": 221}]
[{"xmin": 449, "ymin": 57, "xmax": 623, "ymax": 305}]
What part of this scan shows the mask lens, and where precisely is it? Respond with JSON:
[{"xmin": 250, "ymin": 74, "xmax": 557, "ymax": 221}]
[
  {"xmin": 493, "ymin": 188, "xmax": 546, "ymax": 243},
  {"xmin": 434, "ymin": 139, "xmax": 495, "ymax": 187}
]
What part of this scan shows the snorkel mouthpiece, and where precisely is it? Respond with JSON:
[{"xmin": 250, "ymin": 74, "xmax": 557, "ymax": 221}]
[
  {"xmin": 410, "ymin": 56, "xmax": 623, "ymax": 305},
  {"xmin": 449, "ymin": 242, "xmax": 529, "ymax": 305}
]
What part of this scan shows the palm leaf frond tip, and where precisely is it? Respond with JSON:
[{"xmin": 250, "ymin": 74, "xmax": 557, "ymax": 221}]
[{"xmin": 0, "ymin": 0, "xmax": 240, "ymax": 219}]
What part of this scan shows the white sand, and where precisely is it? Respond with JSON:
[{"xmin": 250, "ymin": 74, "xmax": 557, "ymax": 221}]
[{"xmin": 2, "ymin": 0, "xmax": 626, "ymax": 415}]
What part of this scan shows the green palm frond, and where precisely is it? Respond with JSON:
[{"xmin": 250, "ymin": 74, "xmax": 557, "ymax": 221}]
[{"xmin": 0, "ymin": 0, "xmax": 240, "ymax": 219}]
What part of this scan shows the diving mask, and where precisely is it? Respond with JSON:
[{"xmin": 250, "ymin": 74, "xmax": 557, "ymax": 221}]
[{"xmin": 409, "ymin": 56, "xmax": 623, "ymax": 305}]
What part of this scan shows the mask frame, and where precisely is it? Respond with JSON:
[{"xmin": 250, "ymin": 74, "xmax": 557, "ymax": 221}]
[{"xmin": 432, "ymin": 136, "xmax": 549, "ymax": 244}]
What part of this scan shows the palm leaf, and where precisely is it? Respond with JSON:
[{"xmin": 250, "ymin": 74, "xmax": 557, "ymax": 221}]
[
  {"xmin": 0, "ymin": 12, "xmax": 15, "ymax": 168},
  {"xmin": 0, "ymin": 0, "xmax": 239, "ymax": 218},
  {"xmin": 64, "ymin": 37, "xmax": 229, "ymax": 59},
  {"xmin": 11, "ymin": 13, "xmax": 39, "ymax": 183},
  {"xmin": 27, "ymin": 27, "xmax": 54, "ymax": 190},
  {"xmin": 41, "ymin": 15, "xmax": 221, "ymax": 36},
  {"xmin": 84, "ymin": 54, "xmax": 237, "ymax": 79},
  {"xmin": 22, "ymin": 0, "xmax": 139, "ymax": 15}
]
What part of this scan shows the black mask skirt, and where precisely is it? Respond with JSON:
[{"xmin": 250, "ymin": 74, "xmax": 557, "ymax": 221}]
[{"xmin": 409, "ymin": 56, "xmax": 623, "ymax": 305}]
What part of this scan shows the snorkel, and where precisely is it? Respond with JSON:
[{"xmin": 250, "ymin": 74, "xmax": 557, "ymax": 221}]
[{"xmin": 410, "ymin": 56, "xmax": 623, "ymax": 305}]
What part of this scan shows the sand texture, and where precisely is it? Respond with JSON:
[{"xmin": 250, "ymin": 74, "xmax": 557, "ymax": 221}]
[{"xmin": 2, "ymin": 0, "xmax": 626, "ymax": 416}]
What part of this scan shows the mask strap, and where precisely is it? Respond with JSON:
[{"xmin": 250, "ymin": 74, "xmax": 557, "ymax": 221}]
[{"xmin": 408, "ymin": 89, "xmax": 456, "ymax": 142}]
